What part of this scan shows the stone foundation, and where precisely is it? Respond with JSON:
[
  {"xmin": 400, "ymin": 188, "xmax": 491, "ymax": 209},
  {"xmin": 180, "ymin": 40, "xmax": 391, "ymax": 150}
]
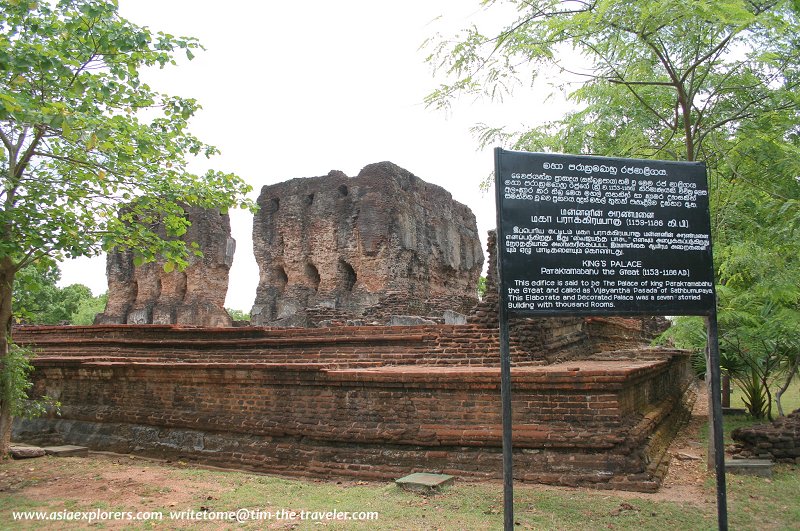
[{"xmin": 13, "ymin": 325, "xmax": 693, "ymax": 492}]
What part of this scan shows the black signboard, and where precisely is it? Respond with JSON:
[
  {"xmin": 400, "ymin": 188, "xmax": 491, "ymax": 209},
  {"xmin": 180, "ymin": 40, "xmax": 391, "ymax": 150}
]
[{"xmin": 495, "ymin": 148, "xmax": 716, "ymax": 317}]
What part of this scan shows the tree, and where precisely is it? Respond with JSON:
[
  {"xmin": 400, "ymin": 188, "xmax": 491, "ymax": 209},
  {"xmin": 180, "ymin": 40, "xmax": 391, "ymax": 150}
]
[
  {"xmin": 426, "ymin": 1, "xmax": 800, "ymax": 418},
  {"xmin": 477, "ymin": 275, "xmax": 488, "ymax": 300},
  {"xmin": 71, "ymin": 291, "xmax": 108, "ymax": 325},
  {"xmin": 13, "ymin": 261, "xmax": 104, "ymax": 325},
  {"xmin": 13, "ymin": 261, "xmax": 96, "ymax": 324},
  {"xmin": 11, "ymin": 259, "xmax": 61, "ymax": 323},
  {"xmin": 226, "ymin": 308, "xmax": 250, "ymax": 322},
  {"xmin": 661, "ymin": 236, "xmax": 800, "ymax": 419},
  {"xmin": 0, "ymin": 1, "xmax": 255, "ymax": 455},
  {"xmin": 427, "ymin": 0, "xmax": 799, "ymax": 161}
]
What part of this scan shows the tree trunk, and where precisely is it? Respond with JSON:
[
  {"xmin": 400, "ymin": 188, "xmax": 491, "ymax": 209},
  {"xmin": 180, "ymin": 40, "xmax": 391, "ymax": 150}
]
[
  {"xmin": 776, "ymin": 359, "xmax": 799, "ymax": 418},
  {"xmin": 722, "ymin": 373, "xmax": 731, "ymax": 408},
  {"xmin": 0, "ymin": 257, "xmax": 16, "ymax": 458}
]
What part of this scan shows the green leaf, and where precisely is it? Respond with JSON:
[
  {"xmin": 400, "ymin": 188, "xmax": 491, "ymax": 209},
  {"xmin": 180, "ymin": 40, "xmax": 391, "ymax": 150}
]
[
  {"xmin": 1, "ymin": 0, "xmax": 256, "ymax": 357},
  {"xmin": 62, "ymin": 118, "xmax": 72, "ymax": 139}
]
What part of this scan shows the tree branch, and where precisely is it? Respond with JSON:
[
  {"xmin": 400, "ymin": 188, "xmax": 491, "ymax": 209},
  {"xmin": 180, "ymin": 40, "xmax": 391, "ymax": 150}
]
[
  {"xmin": 581, "ymin": 40, "xmax": 675, "ymax": 130},
  {"xmin": 0, "ymin": 128, "xmax": 13, "ymax": 153},
  {"xmin": 680, "ymin": 31, "xmax": 736, "ymax": 85},
  {"xmin": 14, "ymin": 127, "xmax": 46, "ymax": 179},
  {"xmin": 606, "ymin": 78, "xmax": 675, "ymax": 87}
]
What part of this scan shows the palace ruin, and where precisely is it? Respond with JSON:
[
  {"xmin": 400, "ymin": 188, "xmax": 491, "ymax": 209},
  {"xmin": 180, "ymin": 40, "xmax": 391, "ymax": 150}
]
[
  {"xmin": 95, "ymin": 206, "xmax": 235, "ymax": 328},
  {"xmin": 250, "ymin": 161, "xmax": 483, "ymax": 327},
  {"xmin": 13, "ymin": 162, "xmax": 694, "ymax": 492}
]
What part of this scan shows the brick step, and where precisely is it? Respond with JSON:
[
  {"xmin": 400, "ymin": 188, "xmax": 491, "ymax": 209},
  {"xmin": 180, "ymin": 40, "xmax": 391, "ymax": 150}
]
[{"xmin": 29, "ymin": 351, "xmax": 511, "ymax": 366}]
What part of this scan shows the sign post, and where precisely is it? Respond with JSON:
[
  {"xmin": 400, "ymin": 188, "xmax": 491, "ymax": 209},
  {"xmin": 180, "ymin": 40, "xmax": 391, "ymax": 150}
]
[
  {"xmin": 494, "ymin": 148, "xmax": 727, "ymax": 530},
  {"xmin": 494, "ymin": 149, "xmax": 516, "ymax": 531}
]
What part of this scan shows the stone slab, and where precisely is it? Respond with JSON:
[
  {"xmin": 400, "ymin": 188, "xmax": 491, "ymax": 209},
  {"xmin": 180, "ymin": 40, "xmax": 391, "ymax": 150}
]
[
  {"xmin": 722, "ymin": 407, "xmax": 747, "ymax": 416},
  {"xmin": 443, "ymin": 310, "xmax": 467, "ymax": 325},
  {"xmin": 395, "ymin": 473, "xmax": 455, "ymax": 492},
  {"xmin": 43, "ymin": 445, "xmax": 89, "ymax": 457},
  {"xmin": 388, "ymin": 316, "xmax": 436, "ymax": 326},
  {"xmin": 725, "ymin": 459, "xmax": 773, "ymax": 477},
  {"xmin": 10, "ymin": 445, "xmax": 46, "ymax": 459}
]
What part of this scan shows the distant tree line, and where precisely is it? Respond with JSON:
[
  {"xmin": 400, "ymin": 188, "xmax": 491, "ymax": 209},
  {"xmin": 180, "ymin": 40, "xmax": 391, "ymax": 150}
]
[{"xmin": 12, "ymin": 262, "xmax": 106, "ymax": 326}]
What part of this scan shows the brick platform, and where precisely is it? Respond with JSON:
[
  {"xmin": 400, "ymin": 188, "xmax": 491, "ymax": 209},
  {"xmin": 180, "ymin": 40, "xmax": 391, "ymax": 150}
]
[{"xmin": 13, "ymin": 324, "xmax": 694, "ymax": 492}]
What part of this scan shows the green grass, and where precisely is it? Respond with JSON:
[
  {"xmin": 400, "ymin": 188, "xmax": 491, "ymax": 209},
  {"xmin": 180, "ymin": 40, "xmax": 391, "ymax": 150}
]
[
  {"xmin": 701, "ymin": 376, "xmax": 800, "ymax": 445},
  {"xmin": 1, "ymin": 454, "xmax": 798, "ymax": 531},
  {"xmin": 726, "ymin": 465, "xmax": 800, "ymax": 530}
]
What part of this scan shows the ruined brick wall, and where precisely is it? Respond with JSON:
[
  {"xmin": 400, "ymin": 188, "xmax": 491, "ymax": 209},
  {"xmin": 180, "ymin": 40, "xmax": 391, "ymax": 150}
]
[
  {"xmin": 731, "ymin": 409, "xmax": 800, "ymax": 463},
  {"xmin": 585, "ymin": 316, "xmax": 671, "ymax": 352},
  {"xmin": 96, "ymin": 206, "xmax": 235, "ymax": 327},
  {"xmin": 14, "ymin": 325, "xmax": 694, "ymax": 491},
  {"xmin": 11, "ymin": 324, "xmax": 537, "ymax": 367},
  {"xmin": 250, "ymin": 162, "xmax": 483, "ymax": 327}
]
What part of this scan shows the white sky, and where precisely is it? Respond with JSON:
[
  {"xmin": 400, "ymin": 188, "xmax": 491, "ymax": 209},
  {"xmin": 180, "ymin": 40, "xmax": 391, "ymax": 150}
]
[{"xmin": 58, "ymin": 0, "xmax": 570, "ymax": 311}]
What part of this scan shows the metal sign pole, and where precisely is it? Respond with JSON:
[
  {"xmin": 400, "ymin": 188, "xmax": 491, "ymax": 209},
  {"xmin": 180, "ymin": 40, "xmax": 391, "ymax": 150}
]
[
  {"xmin": 494, "ymin": 148, "xmax": 515, "ymax": 530},
  {"xmin": 499, "ymin": 310, "xmax": 514, "ymax": 530},
  {"xmin": 706, "ymin": 311, "xmax": 729, "ymax": 530}
]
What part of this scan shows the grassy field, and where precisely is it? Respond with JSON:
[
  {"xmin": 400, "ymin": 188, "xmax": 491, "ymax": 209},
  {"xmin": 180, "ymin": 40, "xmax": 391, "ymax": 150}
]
[
  {"xmin": 0, "ymin": 449, "xmax": 798, "ymax": 530},
  {"xmin": 715, "ymin": 377, "xmax": 800, "ymax": 444}
]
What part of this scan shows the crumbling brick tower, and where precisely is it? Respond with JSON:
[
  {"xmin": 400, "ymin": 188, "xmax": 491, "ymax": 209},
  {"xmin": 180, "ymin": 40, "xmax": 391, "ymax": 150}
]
[
  {"xmin": 250, "ymin": 161, "xmax": 484, "ymax": 326},
  {"xmin": 96, "ymin": 206, "xmax": 236, "ymax": 327}
]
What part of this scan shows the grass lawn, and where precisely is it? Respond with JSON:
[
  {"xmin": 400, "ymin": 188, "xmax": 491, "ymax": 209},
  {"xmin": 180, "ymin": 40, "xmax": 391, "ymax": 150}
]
[
  {"xmin": 0, "ymin": 449, "xmax": 798, "ymax": 530},
  {"xmin": 728, "ymin": 374, "xmax": 800, "ymax": 417},
  {"xmin": 711, "ymin": 376, "xmax": 800, "ymax": 444}
]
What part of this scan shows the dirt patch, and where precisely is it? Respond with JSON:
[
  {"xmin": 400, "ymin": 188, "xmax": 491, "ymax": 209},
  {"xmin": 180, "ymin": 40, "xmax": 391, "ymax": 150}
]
[
  {"xmin": 656, "ymin": 383, "xmax": 713, "ymax": 505},
  {"xmin": 20, "ymin": 456, "xmax": 215, "ymax": 508}
]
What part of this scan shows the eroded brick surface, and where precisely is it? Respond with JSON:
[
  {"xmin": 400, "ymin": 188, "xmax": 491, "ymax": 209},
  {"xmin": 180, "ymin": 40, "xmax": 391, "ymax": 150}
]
[
  {"xmin": 250, "ymin": 162, "xmax": 483, "ymax": 326},
  {"xmin": 13, "ymin": 325, "xmax": 694, "ymax": 491},
  {"xmin": 732, "ymin": 409, "xmax": 800, "ymax": 463},
  {"xmin": 96, "ymin": 206, "xmax": 235, "ymax": 327}
]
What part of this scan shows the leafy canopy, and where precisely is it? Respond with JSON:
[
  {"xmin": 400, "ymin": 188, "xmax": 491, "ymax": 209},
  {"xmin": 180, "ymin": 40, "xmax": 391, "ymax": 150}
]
[
  {"xmin": 427, "ymin": 0, "xmax": 800, "ymax": 414},
  {"xmin": 0, "ymin": 0, "xmax": 257, "ymax": 454},
  {"xmin": 425, "ymin": 0, "xmax": 800, "ymax": 163},
  {"xmin": 12, "ymin": 260, "xmax": 101, "ymax": 324},
  {"xmin": 0, "ymin": 0, "xmax": 255, "ymax": 276}
]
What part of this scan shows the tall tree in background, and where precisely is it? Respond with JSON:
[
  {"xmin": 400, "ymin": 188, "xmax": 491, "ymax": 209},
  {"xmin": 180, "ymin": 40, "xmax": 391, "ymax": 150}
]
[
  {"xmin": 426, "ymin": 0, "xmax": 799, "ymax": 164},
  {"xmin": 0, "ymin": 0, "xmax": 255, "ymax": 454},
  {"xmin": 426, "ymin": 0, "xmax": 800, "ymax": 413}
]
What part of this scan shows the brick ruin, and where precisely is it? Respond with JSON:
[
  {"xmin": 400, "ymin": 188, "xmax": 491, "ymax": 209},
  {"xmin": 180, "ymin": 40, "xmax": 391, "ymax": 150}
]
[
  {"xmin": 469, "ymin": 230, "xmax": 669, "ymax": 363},
  {"xmin": 731, "ymin": 409, "xmax": 800, "ymax": 463},
  {"xmin": 95, "ymin": 206, "xmax": 235, "ymax": 328},
  {"xmin": 250, "ymin": 162, "xmax": 483, "ymax": 327},
  {"xmin": 12, "ymin": 162, "xmax": 694, "ymax": 492},
  {"xmin": 13, "ymin": 324, "xmax": 693, "ymax": 492}
]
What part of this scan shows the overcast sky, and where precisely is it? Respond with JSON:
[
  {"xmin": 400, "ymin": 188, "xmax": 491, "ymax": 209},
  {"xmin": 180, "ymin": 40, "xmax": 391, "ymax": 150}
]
[{"xmin": 58, "ymin": 0, "xmax": 569, "ymax": 311}]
